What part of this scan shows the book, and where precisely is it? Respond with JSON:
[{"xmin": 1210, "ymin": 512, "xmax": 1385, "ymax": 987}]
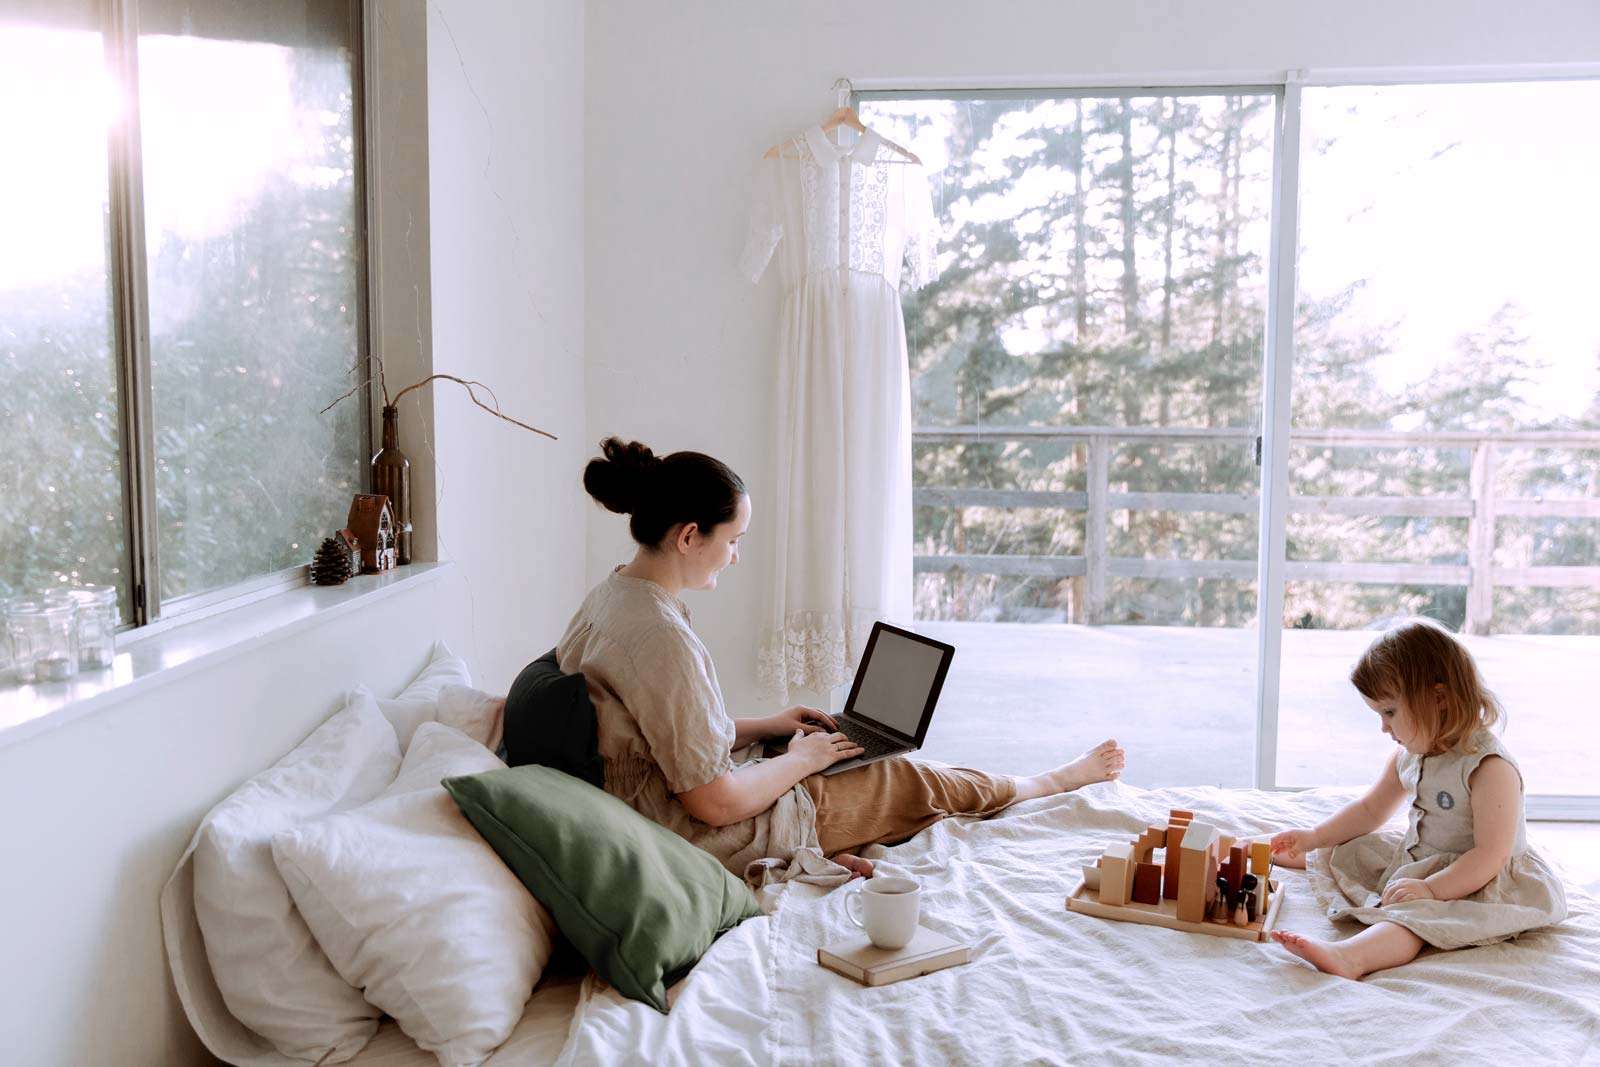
[{"xmin": 817, "ymin": 926, "xmax": 970, "ymax": 987}]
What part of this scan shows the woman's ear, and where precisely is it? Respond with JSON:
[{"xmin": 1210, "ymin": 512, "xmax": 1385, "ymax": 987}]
[{"xmin": 675, "ymin": 522, "xmax": 700, "ymax": 554}]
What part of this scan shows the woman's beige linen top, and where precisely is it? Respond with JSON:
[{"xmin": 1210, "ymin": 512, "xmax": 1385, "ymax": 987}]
[{"xmin": 556, "ymin": 569, "xmax": 834, "ymax": 887}]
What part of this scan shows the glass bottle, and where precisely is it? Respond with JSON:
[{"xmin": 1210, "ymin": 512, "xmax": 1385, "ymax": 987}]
[{"xmin": 371, "ymin": 404, "xmax": 412, "ymax": 565}]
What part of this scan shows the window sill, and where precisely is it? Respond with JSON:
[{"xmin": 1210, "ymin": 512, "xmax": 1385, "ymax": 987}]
[{"xmin": 0, "ymin": 561, "xmax": 453, "ymax": 753}]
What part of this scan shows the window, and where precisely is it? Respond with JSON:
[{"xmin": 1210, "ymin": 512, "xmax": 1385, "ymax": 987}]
[
  {"xmin": 1279, "ymin": 81, "xmax": 1600, "ymax": 797},
  {"xmin": 861, "ymin": 92, "xmax": 1275, "ymax": 627},
  {"xmin": 0, "ymin": 0, "xmax": 367, "ymax": 628}
]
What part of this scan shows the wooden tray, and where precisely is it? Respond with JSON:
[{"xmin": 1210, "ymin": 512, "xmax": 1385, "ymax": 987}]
[{"xmin": 1066, "ymin": 878, "xmax": 1283, "ymax": 942}]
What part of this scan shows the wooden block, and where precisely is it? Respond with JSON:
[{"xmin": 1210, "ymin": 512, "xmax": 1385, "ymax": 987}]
[
  {"xmin": 1220, "ymin": 857, "xmax": 1239, "ymax": 894},
  {"xmin": 1169, "ymin": 809, "xmax": 1195, "ymax": 822},
  {"xmin": 1100, "ymin": 843, "xmax": 1135, "ymax": 907},
  {"xmin": 1081, "ymin": 864, "xmax": 1102, "ymax": 893},
  {"xmin": 1217, "ymin": 834, "xmax": 1235, "ymax": 859},
  {"xmin": 1176, "ymin": 822, "xmax": 1219, "ymax": 923},
  {"xmin": 1251, "ymin": 841, "xmax": 1272, "ymax": 876},
  {"xmin": 1227, "ymin": 845, "xmax": 1246, "ymax": 893},
  {"xmin": 1163, "ymin": 846, "xmax": 1182, "ymax": 900},
  {"xmin": 1132, "ymin": 862, "xmax": 1163, "ymax": 905},
  {"xmin": 1136, "ymin": 827, "xmax": 1166, "ymax": 863}
]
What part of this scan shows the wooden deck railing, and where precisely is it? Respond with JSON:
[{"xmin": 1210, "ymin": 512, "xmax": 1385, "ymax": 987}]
[{"xmin": 912, "ymin": 426, "xmax": 1600, "ymax": 634}]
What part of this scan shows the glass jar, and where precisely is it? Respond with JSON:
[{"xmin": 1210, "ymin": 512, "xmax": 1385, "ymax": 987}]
[
  {"xmin": 5, "ymin": 599, "xmax": 78, "ymax": 683},
  {"xmin": 70, "ymin": 585, "xmax": 118, "ymax": 670}
]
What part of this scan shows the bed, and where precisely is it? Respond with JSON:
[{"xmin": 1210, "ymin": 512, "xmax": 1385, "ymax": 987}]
[
  {"xmin": 169, "ymin": 777, "xmax": 1600, "ymax": 1065},
  {"xmin": 553, "ymin": 781, "xmax": 1600, "ymax": 1066}
]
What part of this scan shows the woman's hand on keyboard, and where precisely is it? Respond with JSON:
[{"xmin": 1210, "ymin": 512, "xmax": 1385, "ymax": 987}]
[
  {"xmin": 769, "ymin": 704, "xmax": 838, "ymax": 738},
  {"xmin": 788, "ymin": 728, "xmax": 865, "ymax": 774}
]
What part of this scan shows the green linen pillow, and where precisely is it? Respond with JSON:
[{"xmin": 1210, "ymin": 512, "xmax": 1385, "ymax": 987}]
[{"xmin": 443, "ymin": 765, "xmax": 761, "ymax": 1013}]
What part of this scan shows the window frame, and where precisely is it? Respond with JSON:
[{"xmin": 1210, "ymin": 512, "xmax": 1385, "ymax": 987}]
[
  {"xmin": 858, "ymin": 65, "xmax": 1600, "ymax": 821},
  {"xmin": 98, "ymin": 0, "xmax": 373, "ymax": 631}
]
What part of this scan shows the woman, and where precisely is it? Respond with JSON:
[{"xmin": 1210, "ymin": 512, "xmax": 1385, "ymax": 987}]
[{"xmin": 558, "ymin": 437, "xmax": 1126, "ymax": 884}]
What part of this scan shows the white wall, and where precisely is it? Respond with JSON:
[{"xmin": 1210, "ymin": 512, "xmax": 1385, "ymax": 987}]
[
  {"xmin": 429, "ymin": 0, "xmax": 589, "ymax": 691},
  {"xmin": 0, "ymin": 576, "xmax": 462, "ymax": 1066},
  {"xmin": 582, "ymin": 0, "xmax": 1600, "ymax": 715}
]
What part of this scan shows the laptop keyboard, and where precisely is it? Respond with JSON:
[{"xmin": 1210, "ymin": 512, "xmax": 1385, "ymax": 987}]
[{"xmin": 836, "ymin": 719, "xmax": 904, "ymax": 761}]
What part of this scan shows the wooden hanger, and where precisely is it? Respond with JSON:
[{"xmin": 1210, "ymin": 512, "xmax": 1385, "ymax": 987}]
[{"xmin": 763, "ymin": 104, "xmax": 922, "ymax": 164}]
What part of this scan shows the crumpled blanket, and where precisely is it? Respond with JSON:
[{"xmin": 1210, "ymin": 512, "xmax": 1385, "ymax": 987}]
[{"xmin": 556, "ymin": 782, "xmax": 1600, "ymax": 1066}]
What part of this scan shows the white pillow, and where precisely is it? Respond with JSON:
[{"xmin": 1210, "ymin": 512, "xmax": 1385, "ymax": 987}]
[
  {"xmin": 376, "ymin": 642, "xmax": 474, "ymax": 748},
  {"xmin": 272, "ymin": 722, "xmax": 556, "ymax": 1067},
  {"xmin": 191, "ymin": 690, "xmax": 399, "ymax": 1062}
]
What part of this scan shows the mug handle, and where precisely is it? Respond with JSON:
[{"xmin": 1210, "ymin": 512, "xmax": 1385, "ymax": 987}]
[{"xmin": 845, "ymin": 885, "xmax": 866, "ymax": 928}]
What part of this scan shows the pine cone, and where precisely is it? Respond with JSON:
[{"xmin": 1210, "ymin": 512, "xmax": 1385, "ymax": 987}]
[{"xmin": 310, "ymin": 536, "xmax": 353, "ymax": 586}]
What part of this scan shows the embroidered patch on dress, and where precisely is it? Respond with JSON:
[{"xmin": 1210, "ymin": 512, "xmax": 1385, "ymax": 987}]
[{"xmin": 1436, "ymin": 790, "xmax": 1456, "ymax": 810}]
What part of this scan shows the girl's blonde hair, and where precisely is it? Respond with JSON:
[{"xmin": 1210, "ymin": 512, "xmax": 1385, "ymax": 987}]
[{"xmin": 1349, "ymin": 617, "xmax": 1503, "ymax": 754}]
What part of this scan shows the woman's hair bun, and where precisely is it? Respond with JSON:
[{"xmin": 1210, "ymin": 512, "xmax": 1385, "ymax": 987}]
[{"xmin": 583, "ymin": 437, "xmax": 660, "ymax": 515}]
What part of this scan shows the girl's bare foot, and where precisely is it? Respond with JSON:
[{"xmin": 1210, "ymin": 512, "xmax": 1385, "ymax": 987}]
[
  {"xmin": 1272, "ymin": 931, "xmax": 1363, "ymax": 979},
  {"xmin": 1013, "ymin": 740, "xmax": 1126, "ymax": 801},
  {"xmin": 834, "ymin": 853, "xmax": 874, "ymax": 879}
]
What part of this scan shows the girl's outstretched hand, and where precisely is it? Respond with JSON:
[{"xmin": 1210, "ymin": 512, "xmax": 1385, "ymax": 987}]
[
  {"xmin": 1269, "ymin": 828, "xmax": 1318, "ymax": 870},
  {"xmin": 1380, "ymin": 877, "xmax": 1435, "ymax": 905}
]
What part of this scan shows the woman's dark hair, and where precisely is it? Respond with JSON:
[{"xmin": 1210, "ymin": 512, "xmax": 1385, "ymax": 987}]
[{"xmin": 583, "ymin": 437, "xmax": 746, "ymax": 548}]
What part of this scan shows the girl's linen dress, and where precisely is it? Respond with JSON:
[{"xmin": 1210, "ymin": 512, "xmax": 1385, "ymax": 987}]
[{"xmin": 1310, "ymin": 729, "xmax": 1568, "ymax": 949}]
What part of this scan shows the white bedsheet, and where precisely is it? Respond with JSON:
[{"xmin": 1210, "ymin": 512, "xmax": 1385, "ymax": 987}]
[{"xmin": 555, "ymin": 782, "xmax": 1600, "ymax": 1066}]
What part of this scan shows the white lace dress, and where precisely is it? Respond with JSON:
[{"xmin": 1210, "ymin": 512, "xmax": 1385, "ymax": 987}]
[{"xmin": 741, "ymin": 124, "xmax": 937, "ymax": 699}]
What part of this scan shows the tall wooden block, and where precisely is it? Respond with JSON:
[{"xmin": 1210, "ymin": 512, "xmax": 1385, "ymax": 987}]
[
  {"xmin": 1163, "ymin": 846, "xmax": 1182, "ymax": 900},
  {"xmin": 1100, "ymin": 842, "xmax": 1135, "ymax": 907},
  {"xmin": 1176, "ymin": 822, "xmax": 1220, "ymax": 924},
  {"xmin": 1251, "ymin": 841, "xmax": 1272, "ymax": 876},
  {"xmin": 1132, "ymin": 862, "xmax": 1163, "ymax": 905},
  {"xmin": 1227, "ymin": 845, "xmax": 1246, "ymax": 893}
]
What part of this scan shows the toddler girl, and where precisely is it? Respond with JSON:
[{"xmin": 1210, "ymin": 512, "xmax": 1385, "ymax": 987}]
[{"xmin": 1268, "ymin": 617, "xmax": 1566, "ymax": 979}]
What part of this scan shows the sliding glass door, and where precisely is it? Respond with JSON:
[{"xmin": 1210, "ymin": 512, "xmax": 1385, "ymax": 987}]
[
  {"xmin": 1276, "ymin": 80, "xmax": 1600, "ymax": 815},
  {"xmin": 866, "ymin": 77, "xmax": 1599, "ymax": 818},
  {"xmin": 861, "ymin": 91, "xmax": 1275, "ymax": 786}
]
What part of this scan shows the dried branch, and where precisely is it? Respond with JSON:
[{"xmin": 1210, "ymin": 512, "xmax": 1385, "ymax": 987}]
[
  {"xmin": 319, "ymin": 370, "xmax": 385, "ymax": 415},
  {"xmin": 321, "ymin": 364, "xmax": 556, "ymax": 441},
  {"xmin": 392, "ymin": 373, "xmax": 557, "ymax": 440}
]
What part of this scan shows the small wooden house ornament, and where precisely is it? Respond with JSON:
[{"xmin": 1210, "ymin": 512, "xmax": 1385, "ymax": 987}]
[
  {"xmin": 346, "ymin": 494, "xmax": 398, "ymax": 573},
  {"xmin": 335, "ymin": 528, "xmax": 362, "ymax": 575}
]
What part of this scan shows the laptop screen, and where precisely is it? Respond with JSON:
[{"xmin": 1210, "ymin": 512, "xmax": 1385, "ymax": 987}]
[{"xmin": 848, "ymin": 625, "xmax": 952, "ymax": 740}]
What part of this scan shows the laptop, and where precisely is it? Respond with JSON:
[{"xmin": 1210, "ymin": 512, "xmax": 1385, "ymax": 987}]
[{"xmin": 820, "ymin": 622, "xmax": 955, "ymax": 776}]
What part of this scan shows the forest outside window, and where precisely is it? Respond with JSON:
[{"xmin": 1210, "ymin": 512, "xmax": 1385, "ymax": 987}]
[
  {"xmin": 862, "ymin": 91, "xmax": 1275, "ymax": 626},
  {"xmin": 0, "ymin": 0, "xmax": 368, "ymax": 631}
]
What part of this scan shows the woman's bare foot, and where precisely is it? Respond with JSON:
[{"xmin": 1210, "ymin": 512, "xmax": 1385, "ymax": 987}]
[
  {"xmin": 1272, "ymin": 931, "xmax": 1363, "ymax": 979},
  {"xmin": 833, "ymin": 853, "xmax": 874, "ymax": 879},
  {"xmin": 1013, "ymin": 740, "xmax": 1126, "ymax": 801}
]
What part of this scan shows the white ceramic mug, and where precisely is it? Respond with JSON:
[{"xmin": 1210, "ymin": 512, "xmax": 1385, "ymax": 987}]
[{"xmin": 845, "ymin": 875, "xmax": 921, "ymax": 949}]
